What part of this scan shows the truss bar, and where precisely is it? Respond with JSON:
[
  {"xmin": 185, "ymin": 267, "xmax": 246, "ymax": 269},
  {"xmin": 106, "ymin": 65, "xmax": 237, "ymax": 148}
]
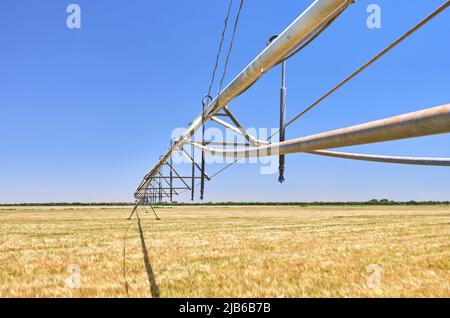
[
  {"xmin": 156, "ymin": 172, "xmax": 179, "ymax": 195},
  {"xmin": 147, "ymin": 179, "xmax": 171, "ymax": 198},
  {"xmin": 283, "ymin": 0, "xmax": 450, "ymax": 130},
  {"xmin": 128, "ymin": 197, "xmax": 160, "ymax": 220},
  {"xmin": 128, "ymin": 200, "xmax": 140, "ymax": 219},
  {"xmin": 169, "ymin": 141, "xmax": 174, "ymax": 201},
  {"xmin": 210, "ymin": 115, "xmax": 268, "ymax": 145},
  {"xmin": 134, "ymin": 191, "xmax": 171, "ymax": 197},
  {"xmin": 192, "ymin": 104, "xmax": 450, "ymax": 158},
  {"xmin": 165, "ymin": 161, "xmax": 192, "ymax": 190},
  {"xmin": 278, "ymin": 59, "xmax": 287, "ymax": 183},
  {"xmin": 222, "ymin": 107, "xmax": 261, "ymax": 145},
  {"xmin": 152, "ymin": 176, "xmax": 202, "ymax": 179},
  {"xmin": 210, "ymin": 116, "xmax": 246, "ymax": 136},
  {"xmin": 179, "ymin": 148, "xmax": 211, "ymax": 180},
  {"xmin": 201, "ymin": 141, "xmax": 252, "ymax": 147},
  {"xmin": 134, "ymin": 0, "xmax": 353, "ymax": 197},
  {"xmin": 146, "ymin": 202, "xmax": 161, "ymax": 220},
  {"xmin": 141, "ymin": 187, "xmax": 190, "ymax": 190},
  {"xmin": 145, "ymin": 194, "xmax": 170, "ymax": 198},
  {"xmin": 307, "ymin": 150, "xmax": 450, "ymax": 166},
  {"xmin": 191, "ymin": 141, "xmax": 195, "ymax": 201}
]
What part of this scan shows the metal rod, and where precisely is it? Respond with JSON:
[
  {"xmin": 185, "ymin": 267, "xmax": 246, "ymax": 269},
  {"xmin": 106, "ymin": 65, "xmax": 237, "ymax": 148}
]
[
  {"xmin": 192, "ymin": 104, "xmax": 450, "ymax": 158},
  {"xmin": 158, "ymin": 174, "xmax": 162, "ymax": 203},
  {"xmin": 134, "ymin": 0, "xmax": 353, "ymax": 197},
  {"xmin": 200, "ymin": 96, "xmax": 211, "ymax": 200},
  {"xmin": 179, "ymin": 148, "xmax": 211, "ymax": 180},
  {"xmin": 283, "ymin": 0, "xmax": 450, "ymax": 131},
  {"xmin": 279, "ymin": 60, "xmax": 287, "ymax": 183},
  {"xmin": 222, "ymin": 107, "xmax": 259, "ymax": 145},
  {"xmin": 156, "ymin": 172, "xmax": 179, "ymax": 195},
  {"xmin": 147, "ymin": 202, "xmax": 161, "ymax": 221},
  {"xmin": 128, "ymin": 199, "xmax": 140, "ymax": 220},
  {"xmin": 191, "ymin": 140, "xmax": 195, "ymax": 201},
  {"xmin": 165, "ymin": 161, "xmax": 191, "ymax": 189},
  {"xmin": 210, "ymin": 116, "xmax": 247, "ymax": 138},
  {"xmin": 307, "ymin": 150, "xmax": 450, "ymax": 166},
  {"xmin": 158, "ymin": 159, "xmax": 163, "ymax": 203},
  {"xmin": 199, "ymin": 141, "xmax": 252, "ymax": 147},
  {"xmin": 144, "ymin": 194, "xmax": 170, "ymax": 198},
  {"xmin": 210, "ymin": 114, "xmax": 268, "ymax": 146},
  {"xmin": 169, "ymin": 141, "xmax": 173, "ymax": 201},
  {"xmin": 200, "ymin": 145, "xmax": 206, "ymax": 201},
  {"xmin": 141, "ymin": 187, "xmax": 191, "ymax": 190},
  {"xmin": 152, "ymin": 176, "xmax": 202, "ymax": 179}
]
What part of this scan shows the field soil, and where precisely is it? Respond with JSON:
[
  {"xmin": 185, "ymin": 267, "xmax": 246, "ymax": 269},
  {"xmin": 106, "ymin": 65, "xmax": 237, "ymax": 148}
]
[{"xmin": 0, "ymin": 205, "xmax": 449, "ymax": 297}]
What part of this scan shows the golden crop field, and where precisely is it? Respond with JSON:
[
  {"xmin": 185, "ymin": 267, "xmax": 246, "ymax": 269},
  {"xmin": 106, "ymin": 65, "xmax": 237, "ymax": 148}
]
[{"xmin": 0, "ymin": 205, "xmax": 449, "ymax": 298}]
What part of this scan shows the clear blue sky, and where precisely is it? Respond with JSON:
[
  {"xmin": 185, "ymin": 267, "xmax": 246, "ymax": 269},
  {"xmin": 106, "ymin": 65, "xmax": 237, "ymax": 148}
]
[{"xmin": 1, "ymin": 0, "xmax": 449, "ymax": 203}]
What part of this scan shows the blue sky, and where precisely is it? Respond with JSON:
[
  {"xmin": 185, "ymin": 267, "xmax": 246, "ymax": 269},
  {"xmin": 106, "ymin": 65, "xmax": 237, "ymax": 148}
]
[{"xmin": 1, "ymin": 0, "xmax": 449, "ymax": 203}]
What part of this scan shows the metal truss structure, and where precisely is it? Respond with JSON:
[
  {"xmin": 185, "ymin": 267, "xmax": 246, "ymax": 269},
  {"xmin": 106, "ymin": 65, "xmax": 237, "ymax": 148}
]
[{"xmin": 131, "ymin": 0, "xmax": 450, "ymax": 217}]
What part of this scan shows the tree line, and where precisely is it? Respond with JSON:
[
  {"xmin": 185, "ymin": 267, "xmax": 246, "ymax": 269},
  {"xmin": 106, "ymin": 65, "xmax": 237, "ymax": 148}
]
[{"xmin": 2, "ymin": 199, "xmax": 450, "ymax": 206}]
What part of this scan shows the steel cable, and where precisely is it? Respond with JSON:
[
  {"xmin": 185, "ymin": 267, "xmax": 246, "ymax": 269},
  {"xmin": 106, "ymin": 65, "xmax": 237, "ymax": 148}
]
[
  {"xmin": 273, "ymin": 0, "xmax": 450, "ymax": 138},
  {"xmin": 196, "ymin": 0, "xmax": 450, "ymax": 183},
  {"xmin": 206, "ymin": 0, "xmax": 234, "ymax": 97}
]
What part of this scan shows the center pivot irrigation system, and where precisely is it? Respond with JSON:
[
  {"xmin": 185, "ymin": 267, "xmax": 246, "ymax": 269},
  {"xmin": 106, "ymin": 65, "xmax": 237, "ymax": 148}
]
[{"xmin": 129, "ymin": 0, "xmax": 450, "ymax": 219}]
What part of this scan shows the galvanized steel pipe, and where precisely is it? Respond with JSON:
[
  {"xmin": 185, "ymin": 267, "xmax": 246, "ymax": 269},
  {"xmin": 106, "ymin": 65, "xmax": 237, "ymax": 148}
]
[
  {"xmin": 191, "ymin": 104, "xmax": 450, "ymax": 158},
  {"xmin": 135, "ymin": 0, "xmax": 353, "ymax": 197},
  {"xmin": 307, "ymin": 150, "xmax": 450, "ymax": 166}
]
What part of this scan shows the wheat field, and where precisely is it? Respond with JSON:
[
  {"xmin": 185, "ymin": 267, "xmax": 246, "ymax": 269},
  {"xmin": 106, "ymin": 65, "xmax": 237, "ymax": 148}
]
[{"xmin": 0, "ymin": 205, "xmax": 449, "ymax": 297}]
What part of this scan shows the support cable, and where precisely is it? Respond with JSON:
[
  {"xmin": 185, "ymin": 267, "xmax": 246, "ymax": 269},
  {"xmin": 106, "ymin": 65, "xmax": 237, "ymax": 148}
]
[
  {"xmin": 200, "ymin": 96, "xmax": 211, "ymax": 200},
  {"xmin": 272, "ymin": 0, "xmax": 450, "ymax": 139},
  {"xmin": 206, "ymin": 0, "xmax": 234, "ymax": 97},
  {"xmin": 199, "ymin": 0, "xmax": 234, "ymax": 200},
  {"xmin": 307, "ymin": 150, "xmax": 450, "ymax": 167},
  {"xmin": 200, "ymin": 0, "xmax": 233, "ymax": 201},
  {"xmin": 138, "ymin": 1, "xmax": 450, "ymax": 201},
  {"xmin": 200, "ymin": 0, "xmax": 245, "ymax": 200},
  {"xmin": 206, "ymin": 0, "xmax": 450, "ymax": 180},
  {"xmin": 217, "ymin": 0, "xmax": 244, "ymax": 101},
  {"xmin": 188, "ymin": 1, "xmax": 343, "ymax": 183},
  {"xmin": 133, "ymin": 0, "xmax": 352, "ymax": 199},
  {"xmin": 191, "ymin": 139, "xmax": 195, "ymax": 201}
]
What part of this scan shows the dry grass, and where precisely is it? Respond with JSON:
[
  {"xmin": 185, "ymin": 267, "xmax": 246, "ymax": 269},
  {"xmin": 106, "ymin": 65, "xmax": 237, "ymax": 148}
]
[{"xmin": 0, "ymin": 205, "xmax": 449, "ymax": 298}]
